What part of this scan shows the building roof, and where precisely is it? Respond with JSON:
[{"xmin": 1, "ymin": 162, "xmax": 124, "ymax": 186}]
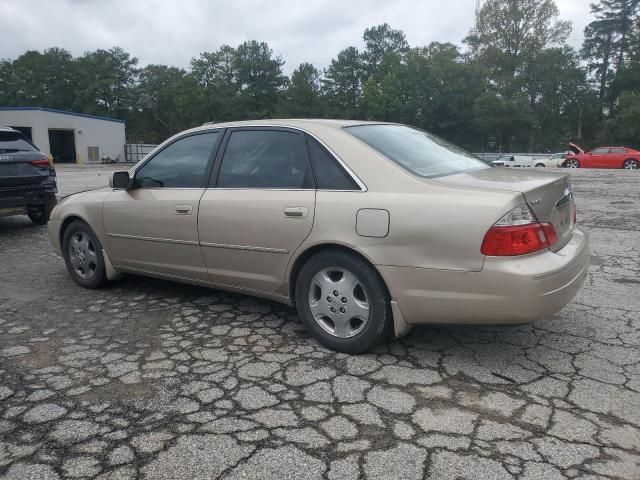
[{"xmin": 0, "ymin": 107, "xmax": 125, "ymax": 124}]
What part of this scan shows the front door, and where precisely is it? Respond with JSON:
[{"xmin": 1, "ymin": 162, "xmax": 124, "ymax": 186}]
[
  {"xmin": 198, "ymin": 128, "xmax": 315, "ymax": 294},
  {"xmin": 587, "ymin": 147, "xmax": 608, "ymax": 168},
  {"xmin": 103, "ymin": 130, "xmax": 222, "ymax": 280}
]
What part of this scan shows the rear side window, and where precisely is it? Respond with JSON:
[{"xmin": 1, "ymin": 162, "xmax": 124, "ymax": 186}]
[
  {"xmin": 134, "ymin": 131, "xmax": 220, "ymax": 188},
  {"xmin": 592, "ymin": 148, "xmax": 609, "ymax": 154},
  {"xmin": 609, "ymin": 148, "xmax": 625, "ymax": 153},
  {"xmin": 346, "ymin": 124, "xmax": 487, "ymax": 178},
  {"xmin": 307, "ymin": 136, "xmax": 359, "ymax": 190},
  {"xmin": 0, "ymin": 132, "xmax": 36, "ymax": 153},
  {"xmin": 217, "ymin": 130, "xmax": 312, "ymax": 189}
]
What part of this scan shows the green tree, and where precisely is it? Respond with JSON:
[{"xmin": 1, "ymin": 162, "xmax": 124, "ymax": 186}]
[
  {"xmin": 75, "ymin": 47, "xmax": 138, "ymax": 118},
  {"xmin": 0, "ymin": 48, "xmax": 78, "ymax": 109},
  {"xmin": 362, "ymin": 23, "xmax": 409, "ymax": 78},
  {"xmin": 280, "ymin": 62, "xmax": 322, "ymax": 117},
  {"xmin": 323, "ymin": 47, "xmax": 364, "ymax": 118},
  {"xmin": 233, "ymin": 41, "xmax": 285, "ymax": 118},
  {"xmin": 466, "ymin": 0, "xmax": 570, "ymax": 95},
  {"xmin": 190, "ymin": 45, "xmax": 239, "ymax": 121},
  {"xmin": 582, "ymin": 0, "xmax": 640, "ymax": 114}
]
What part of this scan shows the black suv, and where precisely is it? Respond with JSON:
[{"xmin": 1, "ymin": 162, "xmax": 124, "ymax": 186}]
[{"xmin": 0, "ymin": 127, "xmax": 57, "ymax": 225}]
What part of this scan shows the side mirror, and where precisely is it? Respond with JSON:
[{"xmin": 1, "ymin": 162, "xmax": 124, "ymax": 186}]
[{"xmin": 110, "ymin": 171, "xmax": 132, "ymax": 189}]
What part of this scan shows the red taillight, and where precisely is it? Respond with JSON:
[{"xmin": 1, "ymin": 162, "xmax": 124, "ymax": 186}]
[
  {"xmin": 481, "ymin": 224, "xmax": 549, "ymax": 256},
  {"xmin": 481, "ymin": 205, "xmax": 558, "ymax": 256},
  {"xmin": 30, "ymin": 158, "xmax": 50, "ymax": 168}
]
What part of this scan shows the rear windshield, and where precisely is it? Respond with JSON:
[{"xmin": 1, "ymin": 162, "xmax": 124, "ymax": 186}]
[
  {"xmin": 345, "ymin": 124, "xmax": 487, "ymax": 178},
  {"xmin": 0, "ymin": 132, "xmax": 36, "ymax": 153}
]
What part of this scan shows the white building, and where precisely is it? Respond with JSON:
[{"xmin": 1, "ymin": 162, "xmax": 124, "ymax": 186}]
[{"xmin": 0, "ymin": 107, "xmax": 126, "ymax": 164}]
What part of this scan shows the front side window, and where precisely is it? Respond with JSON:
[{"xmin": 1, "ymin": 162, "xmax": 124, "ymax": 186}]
[
  {"xmin": 134, "ymin": 132, "xmax": 220, "ymax": 188},
  {"xmin": 591, "ymin": 148, "xmax": 609, "ymax": 155},
  {"xmin": 307, "ymin": 136, "xmax": 359, "ymax": 190},
  {"xmin": 0, "ymin": 131, "xmax": 36, "ymax": 153},
  {"xmin": 217, "ymin": 130, "xmax": 312, "ymax": 189},
  {"xmin": 346, "ymin": 124, "xmax": 487, "ymax": 178}
]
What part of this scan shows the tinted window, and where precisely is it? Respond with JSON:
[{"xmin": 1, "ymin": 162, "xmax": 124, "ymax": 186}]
[
  {"xmin": 217, "ymin": 130, "xmax": 312, "ymax": 188},
  {"xmin": 346, "ymin": 124, "xmax": 487, "ymax": 178},
  {"xmin": 0, "ymin": 131, "xmax": 36, "ymax": 153},
  {"xmin": 609, "ymin": 148, "xmax": 625, "ymax": 153},
  {"xmin": 307, "ymin": 136, "xmax": 359, "ymax": 190},
  {"xmin": 134, "ymin": 132, "xmax": 219, "ymax": 188},
  {"xmin": 592, "ymin": 148, "xmax": 609, "ymax": 154}
]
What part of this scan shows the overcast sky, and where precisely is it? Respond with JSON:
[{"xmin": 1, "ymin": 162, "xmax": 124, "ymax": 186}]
[{"xmin": 1, "ymin": 0, "xmax": 592, "ymax": 74}]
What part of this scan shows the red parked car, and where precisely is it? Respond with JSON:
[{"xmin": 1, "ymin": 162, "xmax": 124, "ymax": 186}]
[{"xmin": 563, "ymin": 143, "xmax": 640, "ymax": 169}]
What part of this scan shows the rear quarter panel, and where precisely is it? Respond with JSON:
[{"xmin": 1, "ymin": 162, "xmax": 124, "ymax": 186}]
[{"xmin": 287, "ymin": 183, "xmax": 521, "ymax": 290}]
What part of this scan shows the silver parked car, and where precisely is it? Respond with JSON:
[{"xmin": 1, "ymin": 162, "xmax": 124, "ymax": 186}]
[{"xmin": 48, "ymin": 120, "xmax": 589, "ymax": 353}]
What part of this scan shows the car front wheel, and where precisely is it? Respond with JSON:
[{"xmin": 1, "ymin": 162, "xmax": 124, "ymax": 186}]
[
  {"xmin": 295, "ymin": 250, "xmax": 392, "ymax": 353},
  {"xmin": 565, "ymin": 159, "xmax": 580, "ymax": 168},
  {"xmin": 622, "ymin": 159, "xmax": 638, "ymax": 169},
  {"xmin": 62, "ymin": 220, "xmax": 107, "ymax": 289},
  {"xmin": 535, "ymin": 163, "xmax": 545, "ymax": 168}
]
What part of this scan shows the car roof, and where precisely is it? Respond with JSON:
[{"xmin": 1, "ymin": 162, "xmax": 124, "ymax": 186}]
[{"xmin": 188, "ymin": 118, "xmax": 397, "ymax": 135}]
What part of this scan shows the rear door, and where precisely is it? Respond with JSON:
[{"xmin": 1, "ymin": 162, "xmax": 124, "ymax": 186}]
[
  {"xmin": 198, "ymin": 127, "xmax": 315, "ymax": 294},
  {"xmin": 103, "ymin": 130, "xmax": 222, "ymax": 280}
]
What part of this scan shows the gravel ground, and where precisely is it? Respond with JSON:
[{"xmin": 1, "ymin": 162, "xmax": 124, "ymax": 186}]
[{"xmin": 0, "ymin": 166, "xmax": 639, "ymax": 479}]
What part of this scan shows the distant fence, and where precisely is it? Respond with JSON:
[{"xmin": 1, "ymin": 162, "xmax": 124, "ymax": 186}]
[
  {"xmin": 125, "ymin": 144, "xmax": 157, "ymax": 163},
  {"xmin": 474, "ymin": 153, "xmax": 553, "ymax": 163},
  {"xmin": 123, "ymin": 146, "xmax": 553, "ymax": 165}
]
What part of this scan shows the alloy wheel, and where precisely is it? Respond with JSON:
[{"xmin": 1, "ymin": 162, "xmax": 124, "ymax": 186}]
[
  {"xmin": 623, "ymin": 159, "xmax": 638, "ymax": 169},
  {"xmin": 308, "ymin": 267, "xmax": 370, "ymax": 338},
  {"xmin": 566, "ymin": 159, "xmax": 580, "ymax": 168},
  {"xmin": 68, "ymin": 231, "xmax": 98, "ymax": 279}
]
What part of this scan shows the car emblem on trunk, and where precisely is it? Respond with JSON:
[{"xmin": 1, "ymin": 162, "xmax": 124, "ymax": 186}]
[{"xmin": 0, "ymin": 155, "xmax": 14, "ymax": 162}]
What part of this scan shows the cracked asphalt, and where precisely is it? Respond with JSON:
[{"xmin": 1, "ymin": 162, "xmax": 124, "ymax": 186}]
[{"xmin": 0, "ymin": 165, "xmax": 639, "ymax": 479}]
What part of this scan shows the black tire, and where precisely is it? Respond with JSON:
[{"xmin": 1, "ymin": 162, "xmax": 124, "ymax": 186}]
[
  {"xmin": 622, "ymin": 158, "xmax": 639, "ymax": 170},
  {"xmin": 62, "ymin": 220, "xmax": 107, "ymax": 289},
  {"xmin": 535, "ymin": 163, "xmax": 546, "ymax": 168},
  {"xmin": 294, "ymin": 250, "xmax": 392, "ymax": 353},
  {"xmin": 565, "ymin": 159, "xmax": 580, "ymax": 168},
  {"xmin": 27, "ymin": 195, "xmax": 56, "ymax": 225}
]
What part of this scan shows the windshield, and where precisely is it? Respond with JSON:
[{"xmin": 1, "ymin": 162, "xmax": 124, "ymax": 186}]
[
  {"xmin": 0, "ymin": 132, "xmax": 37, "ymax": 153},
  {"xmin": 345, "ymin": 124, "xmax": 488, "ymax": 178}
]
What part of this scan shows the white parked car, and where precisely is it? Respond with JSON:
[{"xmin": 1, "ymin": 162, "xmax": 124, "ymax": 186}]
[
  {"xmin": 534, "ymin": 152, "xmax": 567, "ymax": 168},
  {"xmin": 492, "ymin": 155, "xmax": 534, "ymax": 167}
]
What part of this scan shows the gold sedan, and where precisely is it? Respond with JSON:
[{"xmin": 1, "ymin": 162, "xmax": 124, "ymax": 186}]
[{"xmin": 48, "ymin": 120, "xmax": 589, "ymax": 353}]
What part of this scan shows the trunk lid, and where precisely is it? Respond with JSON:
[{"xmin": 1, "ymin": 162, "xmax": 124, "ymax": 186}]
[
  {"xmin": 433, "ymin": 168, "xmax": 575, "ymax": 252},
  {"xmin": 0, "ymin": 151, "xmax": 53, "ymax": 188}
]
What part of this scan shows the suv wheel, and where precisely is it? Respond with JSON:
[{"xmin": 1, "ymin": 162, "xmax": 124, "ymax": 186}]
[
  {"xmin": 295, "ymin": 250, "xmax": 391, "ymax": 353},
  {"xmin": 27, "ymin": 195, "xmax": 56, "ymax": 225},
  {"xmin": 62, "ymin": 221, "xmax": 107, "ymax": 288}
]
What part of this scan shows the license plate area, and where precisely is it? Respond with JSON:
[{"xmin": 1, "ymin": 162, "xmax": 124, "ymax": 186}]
[{"xmin": 0, "ymin": 163, "xmax": 18, "ymax": 176}]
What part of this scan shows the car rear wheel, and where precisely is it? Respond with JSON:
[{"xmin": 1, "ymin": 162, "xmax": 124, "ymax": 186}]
[
  {"xmin": 622, "ymin": 159, "xmax": 639, "ymax": 169},
  {"xmin": 535, "ymin": 163, "xmax": 545, "ymax": 168},
  {"xmin": 295, "ymin": 250, "xmax": 391, "ymax": 353},
  {"xmin": 62, "ymin": 220, "xmax": 107, "ymax": 289},
  {"xmin": 565, "ymin": 159, "xmax": 580, "ymax": 168}
]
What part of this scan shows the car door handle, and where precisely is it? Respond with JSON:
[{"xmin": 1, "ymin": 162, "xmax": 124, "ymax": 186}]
[
  {"xmin": 175, "ymin": 204, "xmax": 193, "ymax": 215},
  {"xmin": 284, "ymin": 207, "xmax": 308, "ymax": 218}
]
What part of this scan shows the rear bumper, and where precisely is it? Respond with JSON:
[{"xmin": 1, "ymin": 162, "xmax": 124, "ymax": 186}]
[
  {"xmin": 379, "ymin": 228, "xmax": 590, "ymax": 325},
  {"xmin": 0, "ymin": 185, "xmax": 57, "ymax": 216}
]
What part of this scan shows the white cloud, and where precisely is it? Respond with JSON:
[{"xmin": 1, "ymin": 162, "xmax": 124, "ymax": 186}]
[{"xmin": 0, "ymin": 0, "xmax": 593, "ymax": 73}]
